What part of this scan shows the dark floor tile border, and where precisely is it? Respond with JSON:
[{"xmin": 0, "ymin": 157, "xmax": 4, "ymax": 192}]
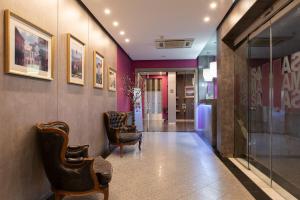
[
  {"xmin": 249, "ymin": 158, "xmax": 300, "ymax": 198},
  {"xmin": 196, "ymin": 132, "xmax": 272, "ymax": 200}
]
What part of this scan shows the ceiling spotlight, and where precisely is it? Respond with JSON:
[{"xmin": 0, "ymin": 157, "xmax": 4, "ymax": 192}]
[
  {"xmin": 204, "ymin": 17, "xmax": 210, "ymax": 22},
  {"xmin": 104, "ymin": 8, "xmax": 111, "ymax": 15},
  {"xmin": 210, "ymin": 2, "xmax": 217, "ymax": 9},
  {"xmin": 113, "ymin": 21, "xmax": 119, "ymax": 27},
  {"xmin": 120, "ymin": 31, "xmax": 125, "ymax": 36},
  {"xmin": 125, "ymin": 38, "xmax": 130, "ymax": 43}
]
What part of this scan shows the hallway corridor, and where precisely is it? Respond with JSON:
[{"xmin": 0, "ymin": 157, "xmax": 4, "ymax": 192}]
[{"xmin": 65, "ymin": 132, "xmax": 254, "ymax": 200}]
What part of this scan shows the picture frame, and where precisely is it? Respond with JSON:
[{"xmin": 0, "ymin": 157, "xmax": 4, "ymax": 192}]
[
  {"xmin": 108, "ymin": 67, "xmax": 117, "ymax": 92},
  {"xmin": 67, "ymin": 34, "xmax": 85, "ymax": 85},
  {"xmin": 93, "ymin": 51, "xmax": 104, "ymax": 89},
  {"xmin": 185, "ymin": 86, "xmax": 194, "ymax": 98},
  {"xmin": 4, "ymin": 9, "xmax": 54, "ymax": 80}
]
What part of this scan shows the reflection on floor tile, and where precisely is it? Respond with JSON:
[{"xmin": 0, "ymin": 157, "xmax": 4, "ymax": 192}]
[{"xmin": 65, "ymin": 132, "xmax": 254, "ymax": 200}]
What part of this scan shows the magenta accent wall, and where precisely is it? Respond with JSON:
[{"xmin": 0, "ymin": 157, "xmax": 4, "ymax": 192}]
[
  {"xmin": 117, "ymin": 47, "xmax": 133, "ymax": 112},
  {"xmin": 133, "ymin": 59, "xmax": 198, "ymax": 69}
]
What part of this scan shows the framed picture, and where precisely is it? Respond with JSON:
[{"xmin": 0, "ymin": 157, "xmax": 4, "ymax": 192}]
[
  {"xmin": 4, "ymin": 9, "xmax": 54, "ymax": 80},
  {"xmin": 108, "ymin": 68, "xmax": 117, "ymax": 92},
  {"xmin": 67, "ymin": 34, "xmax": 85, "ymax": 85},
  {"xmin": 185, "ymin": 86, "xmax": 194, "ymax": 98},
  {"xmin": 93, "ymin": 51, "xmax": 104, "ymax": 88}
]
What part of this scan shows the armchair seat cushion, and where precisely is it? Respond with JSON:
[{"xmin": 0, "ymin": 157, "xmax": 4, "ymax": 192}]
[
  {"xmin": 94, "ymin": 156, "xmax": 113, "ymax": 187},
  {"xmin": 119, "ymin": 132, "xmax": 142, "ymax": 143}
]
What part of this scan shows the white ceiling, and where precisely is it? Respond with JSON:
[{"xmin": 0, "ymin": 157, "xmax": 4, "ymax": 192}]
[{"xmin": 82, "ymin": 0, "xmax": 232, "ymax": 60}]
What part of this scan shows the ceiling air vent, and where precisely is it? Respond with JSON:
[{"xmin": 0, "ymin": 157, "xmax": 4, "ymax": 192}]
[{"xmin": 155, "ymin": 39, "xmax": 194, "ymax": 49}]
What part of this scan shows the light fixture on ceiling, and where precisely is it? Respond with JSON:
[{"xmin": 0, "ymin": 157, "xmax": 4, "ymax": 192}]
[
  {"xmin": 204, "ymin": 16, "xmax": 210, "ymax": 22},
  {"xmin": 125, "ymin": 38, "xmax": 130, "ymax": 43},
  {"xmin": 120, "ymin": 31, "xmax": 125, "ymax": 36},
  {"xmin": 104, "ymin": 8, "xmax": 111, "ymax": 15},
  {"xmin": 113, "ymin": 21, "xmax": 119, "ymax": 27},
  {"xmin": 210, "ymin": 2, "xmax": 217, "ymax": 9}
]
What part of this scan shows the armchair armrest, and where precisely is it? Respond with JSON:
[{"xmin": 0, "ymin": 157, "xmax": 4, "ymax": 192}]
[
  {"xmin": 66, "ymin": 145, "xmax": 89, "ymax": 158},
  {"xmin": 68, "ymin": 144, "xmax": 89, "ymax": 150},
  {"xmin": 108, "ymin": 128, "xmax": 121, "ymax": 143},
  {"xmin": 60, "ymin": 158, "xmax": 98, "ymax": 191},
  {"xmin": 122, "ymin": 125, "xmax": 136, "ymax": 132},
  {"xmin": 66, "ymin": 157, "xmax": 84, "ymax": 164}
]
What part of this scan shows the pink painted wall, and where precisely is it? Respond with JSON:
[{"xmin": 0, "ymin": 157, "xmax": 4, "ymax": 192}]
[
  {"xmin": 133, "ymin": 59, "xmax": 198, "ymax": 69},
  {"xmin": 117, "ymin": 47, "xmax": 134, "ymax": 112}
]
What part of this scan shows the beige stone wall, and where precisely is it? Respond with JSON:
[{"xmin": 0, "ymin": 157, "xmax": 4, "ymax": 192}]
[
  {"xmin": 216, "ymin": 0, "xmax": 256, "ymax": 156},
  {"xmin": 0, "ymin": 0, "xmax": 117, "ymax": 199}
]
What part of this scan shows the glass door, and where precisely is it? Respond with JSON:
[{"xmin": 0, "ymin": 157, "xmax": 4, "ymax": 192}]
[
  {"xmin": 248, "ymin": 23, "xmax": 272, "ymax": 185},
  {"xmin": 270, "ymin": 5, "xmax": 300, "ymax": 198},
  {"xmin": 144, "ymin": 78, "xmax": 162, "ymax": 121},
  {"xmin": 234, "ymin": 3, "xmax": 300, "ymax": 198}
]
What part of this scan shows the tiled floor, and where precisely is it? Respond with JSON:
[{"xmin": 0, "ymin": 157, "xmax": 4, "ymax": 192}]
[{"xmin": 65, "ymin": 132, "xmax": 255, "ymax": 200}]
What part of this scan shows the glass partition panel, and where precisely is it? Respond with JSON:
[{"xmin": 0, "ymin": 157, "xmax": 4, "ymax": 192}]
[
  {"xmin": 248, "ymin": 24, "xmax": 272, "ymax": 185},
  {"xmin": 270, "ymin": 5, "xmax": 300, "ymax": 198}
]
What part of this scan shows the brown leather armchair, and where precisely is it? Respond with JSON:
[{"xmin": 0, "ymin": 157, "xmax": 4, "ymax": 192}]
[
  {"xmin": 36, "ymin": 121, "xmax": 112, "ymax": 200},
  {"xmin": 42, "ymin": 121, "xmax": 89, "ymax": 159},
  {"xmin": 104, "ymin": 111, "xmax": 142, "ymax": 157}
]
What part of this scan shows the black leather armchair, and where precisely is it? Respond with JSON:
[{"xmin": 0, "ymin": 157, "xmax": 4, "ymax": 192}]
[
  {"xmin": 104, "ymin": 111, "xmax": 142, "ymax": 157},
  {"xmin": 37, "ymin": 122, "xmax": 112, "ymax": 200}
]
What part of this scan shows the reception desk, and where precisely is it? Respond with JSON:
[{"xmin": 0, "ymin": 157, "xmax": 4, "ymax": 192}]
[{"xmin": 197, "ymin": 99, "xmax": 217, "ymax": 147}]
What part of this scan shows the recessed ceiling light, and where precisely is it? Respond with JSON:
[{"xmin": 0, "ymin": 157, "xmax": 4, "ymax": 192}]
[
  {"xmin": 125, "ymin": 38, "xmax": 130, "ymax": 43},
  {"xmin": 104, "ymin": 8, "xmax": 111, "ymax": 15},
  {"xmin": 113, "ymin": 21, "xmax": 119, "ymax": 27},
  {"xmin": 210, "ymin": 2, "xmax": 217, "ymax": 9},
  {"xmin": 120, "ymin": 31, "xmax": 125, "ymax": 36},
  {"xmin": 204, "ymin": 17, "xmax": 210, "ymax": 22}
]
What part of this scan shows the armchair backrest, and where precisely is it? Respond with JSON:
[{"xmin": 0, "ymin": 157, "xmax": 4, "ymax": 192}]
[
  {"xmin": 36, "ymin": 122, "xmax": 69, "ymax": 189},
  {"xmin": 104, "ymin": 111, "xmax": 127, "ymax": 143},
  {"xmin": 104, "ymin": 111, "xmax": 127, "ymax": 129}
]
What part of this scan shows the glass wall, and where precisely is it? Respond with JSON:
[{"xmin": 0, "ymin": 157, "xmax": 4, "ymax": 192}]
[
  {"xmin": 270, "ymin": 6, "xmax": 300, "ymax": 198},
  {"xmin": 234, "ymin": 3, "xmax": 300, "ymax": 198}
]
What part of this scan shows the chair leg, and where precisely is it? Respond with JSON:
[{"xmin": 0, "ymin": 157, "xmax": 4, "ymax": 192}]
[
  {"xmin": 138, "ymin": 139, "xmax": 142, "ymax": 151},
  {"xmin": 120, "ymin": 144, "xmax": 123, "ymax": 157},
  {"xmin": 103, "ymin": 187, "xmax": 109, "ymax": 200}
]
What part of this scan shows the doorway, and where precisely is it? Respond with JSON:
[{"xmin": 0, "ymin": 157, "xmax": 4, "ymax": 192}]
[
  {"xmin": 176, "ymin": 72, "xmax": 195, "ymax": 131},
  {"xmin": 138, "ymin": 70, "xmax": 196, "ymax": 132}
]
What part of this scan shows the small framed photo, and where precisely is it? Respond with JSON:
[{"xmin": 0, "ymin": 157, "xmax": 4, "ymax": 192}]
[
  {"xmin": 108, "ymin": 68, "xmax": 117, "ymax": 92},
  {"xmin": 4, "ymin": 9, "xmax": 54, "ymax": 80},
  {"xmin": 67, "ymin": 34, "xmax": 85, "ymax": 85},
  {"xmin": 185, "ymin": 86, "xmax": 194, "ymax": 98},
  {"xmin": 93, "ymin": 51, "xmax": 104, "ymax": 89}
]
